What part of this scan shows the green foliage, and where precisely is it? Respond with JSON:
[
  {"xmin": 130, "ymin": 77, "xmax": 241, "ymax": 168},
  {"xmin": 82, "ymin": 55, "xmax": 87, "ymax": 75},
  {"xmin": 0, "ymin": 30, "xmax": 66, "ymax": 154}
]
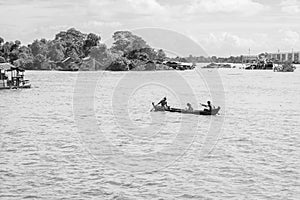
[
  {"xmin": 126, "ymin": 48, "xmax": 149, "ymax": 61},
  {"xmin": 0, "ymin": 56, "xmax": 5, "ymax": 63},
  {"xmin": 107, "ymin": 56, "xmax": 130, "ymax": 71},
  {"xmin": 47, "ymin": 41, "xmax": 65, "ymax": 62},
  {"xmin": 89, "ymin": 44, "xmax": 112, "ymax": 69},
  {"xmin": 1, "ymin": 42, "xmax": 13, "ymax": 60},
  {"xmin": 157, "ymin": 49, "xmax": 166, "ymax": 60},
  {"xmin": 111, "ymin": 31, "xmax": 149, "ymax": 55},
  {"xmin": 0, "ymin": 28, "xmax": 164, "ymax": 71},
  {"xmin": 30, "ymin": 39, "xmax": 48, "ymax": 57},
  {"xmin": 55, "ymin": 28, "xmax": 86, "ymax": 59},
  {"xmin": 258, "ymin": 52, "xmax": 268, "ymax": 59},
  {"xmin": 15, "ymin": 40, "xmax": 21, "ymax": 47},
  {"xmin": 140, "ymin": 48, "xmax": 157, "ymax": 60},
  {"xmin": 33, "ymin": 54, "xmax": 48, "ymax": 69},
  {"xmin": 174, "ymin": 56, "xmax": 188, "ymax": 63},
  {"xmin": 9, "ymin": 50, "xmax": 19, "ymax": 64},
  {"xmin": 83, "ymin": 33, "xmax": 101, "ymax": 56},
  {"xmin": 185, "ymin": 55, "xmax": 245, "ymax": 63},
  {"xmin": 19, "ymin": 46, "xmax": 31, "ymax": 55}
]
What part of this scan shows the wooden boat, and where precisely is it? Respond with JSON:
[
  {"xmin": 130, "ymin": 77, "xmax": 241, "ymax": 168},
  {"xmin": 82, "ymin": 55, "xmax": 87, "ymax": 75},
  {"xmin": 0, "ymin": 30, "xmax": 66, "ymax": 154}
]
[
  {"xmin": 0, "ymin": 83, "xmax": 31, "ymax": 90},
  {"xmin": 0, "ymin": 63, "xmax": 31, "ymax": 90},
  {"xmin": 151, "ymin": 103, "xmax": 220, "ymax": 116}
]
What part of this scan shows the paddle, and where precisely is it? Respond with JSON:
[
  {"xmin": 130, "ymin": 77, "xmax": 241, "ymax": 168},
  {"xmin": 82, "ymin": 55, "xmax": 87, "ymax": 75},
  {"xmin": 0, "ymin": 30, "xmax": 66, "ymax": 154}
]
[
  {"xmin": 150, "ymin": 102, "xmax": 156, "ymax": 112},
  {"xmin": 150, "ymin": 99, "xmax": 169, "ymax": 112},
  {"xmin": 155, "ymin": 97, "xmax": 166, "ymax": 107}
]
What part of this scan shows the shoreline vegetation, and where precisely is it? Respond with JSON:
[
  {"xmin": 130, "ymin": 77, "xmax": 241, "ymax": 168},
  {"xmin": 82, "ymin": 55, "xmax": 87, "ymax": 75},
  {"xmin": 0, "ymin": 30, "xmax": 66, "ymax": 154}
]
[
  {"xmin": 0, "ymin": 28, "xmax": 195, "ymax": 72},
  {"xmin": 0, "ymin": 28, "xmax": 297, "ymax": 72}
]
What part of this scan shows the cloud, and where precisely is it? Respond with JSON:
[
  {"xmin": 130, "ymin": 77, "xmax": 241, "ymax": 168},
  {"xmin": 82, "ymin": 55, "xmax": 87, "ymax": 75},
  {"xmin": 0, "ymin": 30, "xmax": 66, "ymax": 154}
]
[
  {"xmin": 88, "ymin": 0, "xmax": 168, "ymax": 19},
  {"xmin": 279, "ymin": 29, "xmax": 300, "ymax": 45},
  {"xmin": 0, "ymin": 0, "xmax": 299, "ymax": 56},
  {"xmin": 127, "ymin": 0, "xmax": 166, "ymax": 15},
  {"xmin": 198, "ymin": 32, "xmax": 257, "ymax": 55},
  {"xmin": 280, "ymin": 0, "xmax": 300, "ymax": 14},
  {"xmin": 205, "ymin": 32, "xmax": 255, "ymax": 48},
  {"xmin": 30, "ymin": 21, "xmax": 122, "ymax": 41},
  {"xmin": 187, "ymin": 0, "xmax": 265, "ymax": 15},
  {"xmin": 83, "ymin": 21, "xmax": 122, "ymax": 28}
]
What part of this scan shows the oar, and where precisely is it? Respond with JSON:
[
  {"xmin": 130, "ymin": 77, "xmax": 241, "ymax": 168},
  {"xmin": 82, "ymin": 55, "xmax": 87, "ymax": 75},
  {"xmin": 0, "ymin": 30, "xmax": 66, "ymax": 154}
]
[
  {"xmin": 151, "ymin": 98, "xmax": 164, "ymax": 111},
  {"xmin": 150, "ymin": 102, "xmax": 156, "ymax": 112},
  {"xmin": 155, "ymin": 97, "xmax": 165, "ymax": 107}
]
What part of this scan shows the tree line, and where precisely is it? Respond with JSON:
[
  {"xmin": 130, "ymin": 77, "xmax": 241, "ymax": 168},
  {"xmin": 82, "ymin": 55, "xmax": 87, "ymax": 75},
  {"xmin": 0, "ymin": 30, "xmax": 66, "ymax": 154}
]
[
  {"xmin": 182, "ymin": 55, "xmax": 245, "ymax": 63},
  {"xmin": 0, "ymin": 28, "xmax": 167, "ymax": 71},
  {"xmin": 1, "ymin": 28, "xmax": 261, "ymax": 71}
]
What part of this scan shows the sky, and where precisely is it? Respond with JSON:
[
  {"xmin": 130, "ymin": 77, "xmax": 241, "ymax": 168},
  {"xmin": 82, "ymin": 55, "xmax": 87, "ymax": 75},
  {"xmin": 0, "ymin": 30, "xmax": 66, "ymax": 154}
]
[{"xmin": 0, "ymin": 0, "xmax": 300, "ymax": 56}]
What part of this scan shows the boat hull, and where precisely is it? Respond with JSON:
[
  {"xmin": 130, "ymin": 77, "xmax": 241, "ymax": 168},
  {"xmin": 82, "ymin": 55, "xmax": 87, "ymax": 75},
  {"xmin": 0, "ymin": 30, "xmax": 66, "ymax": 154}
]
[
  {"xmin": 0, "ymin": 84, "xmax": 31, "ymax": 90},
  {"xmin": 152, "ymin": 105, "xmax": 221, "ymax": 116}
]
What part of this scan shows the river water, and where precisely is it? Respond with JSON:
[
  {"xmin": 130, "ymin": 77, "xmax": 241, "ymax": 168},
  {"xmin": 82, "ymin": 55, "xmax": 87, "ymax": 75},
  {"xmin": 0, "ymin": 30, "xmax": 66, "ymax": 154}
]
[{"xmin": 0, "ymin": 65, "xmax": 299, "ymax": 199}]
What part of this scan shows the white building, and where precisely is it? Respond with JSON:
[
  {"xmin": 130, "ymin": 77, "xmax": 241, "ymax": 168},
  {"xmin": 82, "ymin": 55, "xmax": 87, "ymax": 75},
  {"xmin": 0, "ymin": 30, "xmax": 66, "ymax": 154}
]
[{"xmin": 268, "ymin": 51, "xmax": 300, "ymax": 63}]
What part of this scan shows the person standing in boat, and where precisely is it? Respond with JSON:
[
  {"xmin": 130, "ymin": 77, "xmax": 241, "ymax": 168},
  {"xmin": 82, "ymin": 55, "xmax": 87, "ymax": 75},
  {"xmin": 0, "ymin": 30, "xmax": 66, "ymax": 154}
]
[
  {"xmin": 157, "ymin": 97, "xmax": 169, "ymax": 109},
  {"xmin": 201, "ymin": 101, "xmax": 212, "ymax": 112}
]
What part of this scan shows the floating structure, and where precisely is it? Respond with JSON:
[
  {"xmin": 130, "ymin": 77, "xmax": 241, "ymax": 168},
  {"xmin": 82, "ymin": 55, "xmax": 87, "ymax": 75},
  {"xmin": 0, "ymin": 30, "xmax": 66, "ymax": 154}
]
[
  {"xmin": 273, "ymin": 63, "xmax": 296, "ymax": 72},
  {"xmin": 245, "ymin": 60, "xmax": 273, "ymax": 70},
  {"xmin": 163, "ymin": 61, "xmax": 195, "ymax": 70},
  {"xmin": 203, "ymin": 63, "xmax": 231, "ymax": 68},
  {"xmin": 0, "ymin": 63, "xmax": 31, "ymax": 90}
]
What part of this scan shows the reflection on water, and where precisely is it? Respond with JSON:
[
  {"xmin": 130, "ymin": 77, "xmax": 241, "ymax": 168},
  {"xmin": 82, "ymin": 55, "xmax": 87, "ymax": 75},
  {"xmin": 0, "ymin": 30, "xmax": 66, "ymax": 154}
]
[{"xmin": 0, "ymin": 67, "xmax": 299, "ymax": 199}]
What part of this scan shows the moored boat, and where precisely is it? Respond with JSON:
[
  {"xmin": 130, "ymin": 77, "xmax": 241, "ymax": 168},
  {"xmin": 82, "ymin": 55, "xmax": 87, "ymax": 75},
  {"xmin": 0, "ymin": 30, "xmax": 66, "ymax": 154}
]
[
  {"xmin": 0, "ymin": 63, "xmax": 31, "ymax": 90},
  {"xmin": 203, "ymin": 63, "xmax": 231, "ymax": 69},
  {"xmin": 273, "ymin": 63, "xmax": 296, "ymax": 72},
  {"xmin": 163, "ymin": 61, "xmax": 195, "ymax": 70},
  {"xmin": 245, "ymin": 60, "xmax": 273, "ymax": 70}
]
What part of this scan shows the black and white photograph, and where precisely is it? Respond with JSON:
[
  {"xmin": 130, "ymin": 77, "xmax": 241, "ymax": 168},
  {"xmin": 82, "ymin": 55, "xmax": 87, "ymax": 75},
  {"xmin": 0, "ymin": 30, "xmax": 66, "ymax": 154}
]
[{"xmin": 0, "ymin": 0, "xmax": 299, "ymax": 199}]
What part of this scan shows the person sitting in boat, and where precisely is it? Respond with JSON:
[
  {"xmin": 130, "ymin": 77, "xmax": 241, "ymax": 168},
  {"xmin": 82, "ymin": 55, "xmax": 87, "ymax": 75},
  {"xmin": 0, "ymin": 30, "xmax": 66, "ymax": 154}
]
[
  {"xmin": 201, "ymin": 101, "xmax": 212, "ymax": 112},
  {"xmin": 157, "ymin": 97, "xmax": 169, "ymax": 109},
  {"xmin": 186, "ymin": 103, "xmax": 193, "ymax": 111}
]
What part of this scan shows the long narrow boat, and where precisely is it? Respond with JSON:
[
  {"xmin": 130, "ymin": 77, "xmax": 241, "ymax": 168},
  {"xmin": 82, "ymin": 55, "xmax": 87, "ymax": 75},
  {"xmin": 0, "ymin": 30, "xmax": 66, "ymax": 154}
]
[{"xmin": 151, "ymin": 103, "xmax": 220, "ymax": 116}]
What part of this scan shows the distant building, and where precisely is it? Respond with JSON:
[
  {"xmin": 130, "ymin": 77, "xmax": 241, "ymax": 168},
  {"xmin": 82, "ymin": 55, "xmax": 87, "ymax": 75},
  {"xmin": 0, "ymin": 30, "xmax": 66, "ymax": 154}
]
[
  {"xmin": 267, "ymin": 51, "xmax": 300, "ymax": 63},
  {"xmin": 242, "ymin": 51, "xmax": 300, "ymax": 63}
]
